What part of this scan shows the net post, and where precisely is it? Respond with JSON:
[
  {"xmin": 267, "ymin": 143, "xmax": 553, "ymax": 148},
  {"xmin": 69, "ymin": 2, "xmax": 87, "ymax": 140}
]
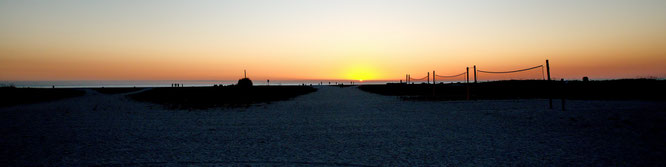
[
  {"xmin": 547, "ymin": 59, "xmax": 552, "ymax": 109},
  {"xmin": 432, "ymin": 71, "xmax": 435, "ymax": 84},
  {"xmin": 561, "ymin": 78, "xmax": 566, "ymax": 111},
  {"xmin": 546, "ymin": 60, "xmax": 551, "ymax": 81},
  {"xmin": 474, "ymin": 65, "xmax": 476, "ymax": 83},
  {"xmin": 466, "ymin": 67, "xmax": 469, "ymax": 83},
  {"xmin": 466, "ymin": 67, "xmax": 471, "ymax": 100},
  {"xmin": 432, "ymin": 70, "xmax": 436, "ymax": 96}
]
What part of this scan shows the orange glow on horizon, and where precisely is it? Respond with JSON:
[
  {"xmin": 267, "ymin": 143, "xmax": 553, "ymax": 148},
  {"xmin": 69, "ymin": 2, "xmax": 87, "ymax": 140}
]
[{"xmin": 1, "ymin": 1, "xmax": 665, "ymax": 81}]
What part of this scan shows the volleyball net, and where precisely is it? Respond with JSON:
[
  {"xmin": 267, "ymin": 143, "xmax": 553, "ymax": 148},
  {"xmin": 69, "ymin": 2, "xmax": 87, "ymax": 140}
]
[
  {"xmin": 434, "ymin": 71, "xmax": 468, "ymax": 83},
  {"xmin": 476, "ymin": 64, "xmax": 545, "ymax": 82},
  {"xmin": 401, "ymin": 60, "xmax": 550, "ymax": 84},
  {"xmin": 408, "ymin": 75, "xmax": 429, "ymax": 84}
]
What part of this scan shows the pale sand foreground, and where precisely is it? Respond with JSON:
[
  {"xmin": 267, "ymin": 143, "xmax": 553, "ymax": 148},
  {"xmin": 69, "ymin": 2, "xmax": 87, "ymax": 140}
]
[{"xmin": 1, "ymin": 86, "xmax": 664, "ymax": 166}]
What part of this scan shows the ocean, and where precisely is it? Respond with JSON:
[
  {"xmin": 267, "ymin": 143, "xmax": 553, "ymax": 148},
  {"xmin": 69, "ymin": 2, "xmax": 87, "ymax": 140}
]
[{"xmin": 0, "ymin": 80, "xmax": 410, "ymax": 88}]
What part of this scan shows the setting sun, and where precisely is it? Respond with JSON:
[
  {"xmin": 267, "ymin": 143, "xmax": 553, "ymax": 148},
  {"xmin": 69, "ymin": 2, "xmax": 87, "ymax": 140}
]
[
  {"xmin": 345, "ymin": 64, "xmax": 378, "ymax": 81},
  {"xmin": 1, "ymin": 1, "xmax": 665, "ymax": 166},
  {"xmin": 0, "ymin": 0, "xmax": 664, "ymax": 81}
]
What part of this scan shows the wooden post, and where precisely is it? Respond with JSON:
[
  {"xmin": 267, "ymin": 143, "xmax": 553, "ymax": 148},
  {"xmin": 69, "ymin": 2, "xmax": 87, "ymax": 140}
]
[
  {"xmin": 474, "ymin": 65, "xmax": 476, "ymax": 83},
  {"xmin": 546, "ymin": 60, "xmax": 551, "ymax": 81},
  {"xmin": 432, "ymin": 71, "xmax": 435, "ymax": 84},
  {"xmin": 466, "ymin": 67, "xmax": 469, "ymax": 83},
  {"xmin": 547, "ymin": 59, "xmax": 552, "ymax": 109},
  {"xmin": 561, "ymin": 78, "xmax": 566, "ymax": 111},
  {"xmin": 432, "ymin": 71, "xmax": 436, "ymax": 96},
  {"xmin": 466, "ymin": 67, "xmax": 470, "ymax": 100}
]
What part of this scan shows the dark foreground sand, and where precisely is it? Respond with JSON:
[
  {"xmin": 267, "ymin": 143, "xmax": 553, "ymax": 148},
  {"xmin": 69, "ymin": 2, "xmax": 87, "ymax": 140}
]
[{"xmin": 1, "ymin": 86, "xmax": 664, "ymax": 166}]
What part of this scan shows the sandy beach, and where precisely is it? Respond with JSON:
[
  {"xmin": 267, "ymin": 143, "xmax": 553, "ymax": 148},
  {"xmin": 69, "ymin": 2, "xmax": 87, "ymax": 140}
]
[{"xmin": 1, "ymin": 86, "xmax": 664, "ymax": 166}]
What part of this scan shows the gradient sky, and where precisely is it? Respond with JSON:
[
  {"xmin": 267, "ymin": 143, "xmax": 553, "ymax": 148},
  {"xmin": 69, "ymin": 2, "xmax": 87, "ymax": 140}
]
[{"xmin": 1, "ymin": 0, "xmax": 665, "ymax": 81}]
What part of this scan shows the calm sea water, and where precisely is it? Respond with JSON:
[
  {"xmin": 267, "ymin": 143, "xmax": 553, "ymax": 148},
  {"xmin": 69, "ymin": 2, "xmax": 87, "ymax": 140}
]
[{"xmin": 0, "ymin": 80, "xmax": 409, "ymax": 88}]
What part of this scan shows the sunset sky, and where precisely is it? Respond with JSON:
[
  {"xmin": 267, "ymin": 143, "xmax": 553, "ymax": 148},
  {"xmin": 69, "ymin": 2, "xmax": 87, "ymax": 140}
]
[{"xmin": 1, "ymin": 0, "xmax": 665, "ymax": 81}]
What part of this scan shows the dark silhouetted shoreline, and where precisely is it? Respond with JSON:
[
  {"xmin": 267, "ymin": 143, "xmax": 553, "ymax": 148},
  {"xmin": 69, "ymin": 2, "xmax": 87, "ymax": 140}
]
[
  {"xmin": 359, "ymin": 79, "xmax": 666, "ymax": 101},
  {"xmin": 93, "ymin": 88, "xmax": 145, "ymax": 94},
  {"xmin": 128, "ymin": 86, "xmax": 317, "ymax": 109},
  {"xmin": 0, "ymin": 87, "xmax": 85, "ymax": 107}
]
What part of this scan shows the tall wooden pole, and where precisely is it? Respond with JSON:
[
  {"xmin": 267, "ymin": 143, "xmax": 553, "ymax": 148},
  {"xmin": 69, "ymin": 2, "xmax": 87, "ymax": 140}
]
[
  {"xmin": 547, "ymin": 59, "xmax": 552, "ymax": 109},
  {"xmin": 466, "ymin": 67, "xmax": 470, "ymax": 100},
  {"xmin": 432, "ymin": 71, "xmax": 436, "ymax": 96},
  {"xmin": 561, "ymin": 78, "xmax": 565, "ymax": 111},
  {"xmin": 466, "ymin": 67, "xmax": 469, "ymax": 83},
  {"xmin": 474, "ymin": 65, "xmax": 476, "ymax": 83},
  {"xmin": 432, "ymin": 71, "xmax": 435, "ymax": 84},
  {"xmin": 546, "ymin": 60, "xmax": 551, "ymax": 81}
]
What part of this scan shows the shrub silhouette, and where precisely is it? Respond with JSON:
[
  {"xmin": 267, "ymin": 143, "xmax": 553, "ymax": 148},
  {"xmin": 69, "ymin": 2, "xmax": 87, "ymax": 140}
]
[{"xmin": 237, "ymin": 78, "xmax": 253, "ymax": 87}]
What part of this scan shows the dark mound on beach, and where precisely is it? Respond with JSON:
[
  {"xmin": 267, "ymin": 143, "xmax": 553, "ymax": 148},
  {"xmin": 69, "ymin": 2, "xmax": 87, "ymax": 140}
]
[
  {"xmin": 0, "ymin": 87, "xmax": 86, "ymax": 107},
  {"xmin": 92, "ymin": 87, "xmax": 145, "ymax": 94},
  {"xmin": 563, "ymin": 79, "xmax": 666, "ymax": 100},
  {"xmin": 237, "ymin": 78, "xmax": 253, "ymax": 87},
  {"xmin": 359, "ymin": 79, "xmax": 666, "ymax": 101},
  {"xmin": 329, "ymin": 84, "xmax": 356, "ymax": 88},
  {"xmin": 128, "ymin": 86, "xmax": 317, "ymax": 109}
]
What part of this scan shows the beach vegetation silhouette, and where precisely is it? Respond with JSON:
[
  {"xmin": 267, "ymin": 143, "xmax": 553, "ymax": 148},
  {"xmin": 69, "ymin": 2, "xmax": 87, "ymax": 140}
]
[
  {"xmin": 93, "ymin": 87, "xmax": 145, "ymax": 94},
  {"xmin": 0, "ymin": 87, "xmax": 85, "ymax": 107},
  {"xmin": 359, "ymin": 79, "xmax": 666, "ymax": 101},
  {"xmin": 129, "ymin": 85, "xmax": 316, "ymax": 109}
]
